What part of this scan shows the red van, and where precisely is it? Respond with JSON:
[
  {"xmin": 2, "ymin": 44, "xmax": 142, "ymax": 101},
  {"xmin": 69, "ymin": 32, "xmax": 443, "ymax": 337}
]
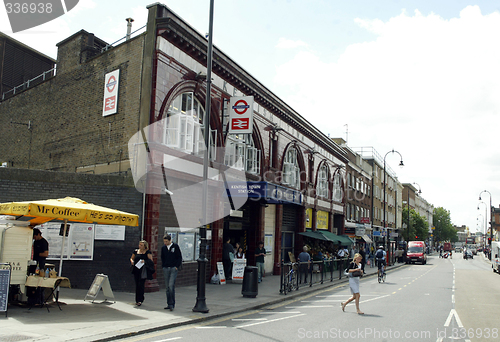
[{"xmin": 406, "ymin": 241, "xmax": 427, "ymax": 265}]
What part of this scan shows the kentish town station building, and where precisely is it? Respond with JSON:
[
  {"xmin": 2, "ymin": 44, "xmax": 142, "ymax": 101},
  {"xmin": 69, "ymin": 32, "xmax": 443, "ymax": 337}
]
[{"xmin": 0, "ymin": 3, "xmax": 350, "ymax": 290}]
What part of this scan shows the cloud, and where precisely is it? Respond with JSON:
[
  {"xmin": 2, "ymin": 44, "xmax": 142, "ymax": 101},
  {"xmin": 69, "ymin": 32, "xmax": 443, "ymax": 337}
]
[
  {"xmin": 273, "ymin": 5, "xmax": 500, "ymax": 227},
  {"xmin": 276, "ymin": 37, "xmax": 308, "ymax": 49}
]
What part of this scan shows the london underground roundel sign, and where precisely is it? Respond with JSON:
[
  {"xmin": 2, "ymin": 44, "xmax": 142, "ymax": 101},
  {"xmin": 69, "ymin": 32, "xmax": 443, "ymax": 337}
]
[{"xmin": 229, "ymin": 96, "xmax": 254, "ymax": 134}]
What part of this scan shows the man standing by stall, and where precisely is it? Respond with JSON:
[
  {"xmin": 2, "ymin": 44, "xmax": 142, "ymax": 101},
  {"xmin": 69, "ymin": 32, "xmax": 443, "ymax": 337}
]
[{"xmin": 32, "ymin": 228, "xmax": 49, "ymax": 271}]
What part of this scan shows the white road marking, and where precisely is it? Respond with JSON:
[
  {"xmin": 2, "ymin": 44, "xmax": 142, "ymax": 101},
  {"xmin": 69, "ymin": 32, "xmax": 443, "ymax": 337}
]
[
  {"xmin": 259, "ymin": 311, "xmax": 301, "ymax": 314},
  {"xmin": 231, "ymin": 318, "xmax": 267, "ymax": 321},
  {"xmin": 196, "ymin": 326, "xmax": 227, "ymax": 329},
  {"xmin": 235, "ymin": 313, "xmax": 306, "ymax": 328},
  {"xmin": 155, "ymin": 338, "xmax": 183, "ymax": 341},
  {"xmin": 444, "ymin": 309, "xmax": 464, "ymax": 328}
]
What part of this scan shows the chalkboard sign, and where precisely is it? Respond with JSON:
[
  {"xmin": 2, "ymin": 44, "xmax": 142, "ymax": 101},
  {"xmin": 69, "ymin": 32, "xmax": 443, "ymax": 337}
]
[{"xmin": 0, "ymin": 265, "xmax": 11, "ymax": 317}]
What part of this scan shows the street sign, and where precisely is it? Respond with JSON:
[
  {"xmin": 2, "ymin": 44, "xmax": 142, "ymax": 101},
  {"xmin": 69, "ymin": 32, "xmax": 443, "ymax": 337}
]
[
  {"xmin": 228, "ymin": 96, "xmax": 254, "ymax": 134},
  {"xmin": 103, "ymin": 69, "xmax": 120, "ymax": 117}
]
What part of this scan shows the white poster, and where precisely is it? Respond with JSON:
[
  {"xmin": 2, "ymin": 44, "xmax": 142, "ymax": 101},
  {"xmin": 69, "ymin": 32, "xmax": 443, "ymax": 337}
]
[
  {"xmin": 264, "ymin": 234, "xmax": 273, "ymax": 253},
  {"xmin": 69, "ymin": 224, "xmax": 94, "ymax": 260},
  {"xmin": 39, "ymin": 222, "xmax": 94, "ymax": 261},
  {"xmin": 41, "ymin": 223, "xmax": 71, "ymax": 259},
  {"xmin": 232, "ymin": 259, "xmax": 246, "ymax": 283},
  {"xmin": 102, "ymin": 69, "xmax": 120, "ymax": 116},
  {"xmin": 217, "ymin": 261, "xmax": 226, "ymax": 285},
  {"xmin": 95, "ymin": 224, "xmax": 125, "ymax": 240}
]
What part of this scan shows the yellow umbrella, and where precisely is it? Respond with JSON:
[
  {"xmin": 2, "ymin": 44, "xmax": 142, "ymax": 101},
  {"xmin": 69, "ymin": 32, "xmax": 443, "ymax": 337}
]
[
  {"xmin": 0, "ymin": 197, "xmax": 139, "ymax": 226},
  {"xmin": 0, "ymin": 197, "xmax": 139, "ymax": 279}
]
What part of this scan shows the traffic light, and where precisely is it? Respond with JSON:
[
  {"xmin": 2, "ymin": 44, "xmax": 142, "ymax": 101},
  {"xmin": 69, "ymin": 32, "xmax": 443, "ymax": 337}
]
[{"xmin": 488, "ymin": 237, "xmax": 492, "ymax": 244}]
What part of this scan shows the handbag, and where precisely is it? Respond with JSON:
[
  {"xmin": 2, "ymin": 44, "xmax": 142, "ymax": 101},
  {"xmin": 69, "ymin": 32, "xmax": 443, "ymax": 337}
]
[
  {"xmin": 352, "ymin": 270, "xmax": 362, "ymax": 277},
  {"xmin": 141, "ymin": 265, "xmax": 147, "ymax": 279}
]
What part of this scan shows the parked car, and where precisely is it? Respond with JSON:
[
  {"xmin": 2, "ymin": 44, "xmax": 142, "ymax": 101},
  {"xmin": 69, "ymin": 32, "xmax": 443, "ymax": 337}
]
[{"xmin": 455, "ymin": 246, "xmax": 462, "ymax": 253}]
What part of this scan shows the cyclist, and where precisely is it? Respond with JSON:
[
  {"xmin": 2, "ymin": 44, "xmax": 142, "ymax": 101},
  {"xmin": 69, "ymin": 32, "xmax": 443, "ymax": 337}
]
[{"xmin": 375, "ymin": 245, "xmax": 386, "ymax": 279}]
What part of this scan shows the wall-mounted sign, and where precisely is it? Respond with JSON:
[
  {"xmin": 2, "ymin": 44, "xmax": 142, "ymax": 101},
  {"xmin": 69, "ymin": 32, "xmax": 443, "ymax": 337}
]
[
  {"xmin": 103, "ymin": 69, "xmax": 120, "ymax": 116},
  {"xmin": 228, "ymin": 96, "xmax": 254, "ymax": 134},
  {"xmin": 305, "ymin": 208, "xmax": 312, "ymax": 229},
  {"xmin": 316, "ymin": 211, "xmax": 329, "ymax": 230}
]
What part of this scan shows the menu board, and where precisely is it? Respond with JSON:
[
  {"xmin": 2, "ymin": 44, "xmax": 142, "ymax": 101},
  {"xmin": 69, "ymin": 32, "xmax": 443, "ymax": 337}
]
[
  {"xmin": 0, "ymin": 268, "xmax": 10, "ymax": 314},
  {"xmin": 94, "ymin": 225, "xmax": 125, "ymax": 240}
]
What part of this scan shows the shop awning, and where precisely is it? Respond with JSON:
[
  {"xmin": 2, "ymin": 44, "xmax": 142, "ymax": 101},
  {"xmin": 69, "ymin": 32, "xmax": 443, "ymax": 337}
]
[
  {"xmin": 318, "ymin": 230, "xmax": 342, "ymax": 244},
  {"xmin": 298, "ymin": 230, "xmax": 331, "ymax": 241},
  {"xmin": 336, "ymin": 235, "xmax": 355, "ymax": 246},
  {"xmin": 362, "ymin": 235, "xmax": 373, "ymax": 243}
]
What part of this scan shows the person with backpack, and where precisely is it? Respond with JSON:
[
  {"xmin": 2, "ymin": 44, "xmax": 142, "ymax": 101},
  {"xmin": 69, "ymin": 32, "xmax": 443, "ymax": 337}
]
[{"xmin": 375, "ymin": 245, "xmax": 386, "ymax": 278}]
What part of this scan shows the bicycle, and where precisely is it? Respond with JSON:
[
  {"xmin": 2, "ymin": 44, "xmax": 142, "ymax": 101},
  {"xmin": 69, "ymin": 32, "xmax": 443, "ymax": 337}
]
[
  {"xmin": 283, "ymin": 262, "xmax": 298, "ymax": 294},
  {"xmin": 377, "ymin": 262, "xmax": 386, "ymax": 283}
]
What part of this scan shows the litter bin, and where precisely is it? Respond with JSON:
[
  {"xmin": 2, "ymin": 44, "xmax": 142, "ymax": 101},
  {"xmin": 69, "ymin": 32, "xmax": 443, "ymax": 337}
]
[{"xmin": 241, "ymin": 266, "xmax": 258, "ymax": 298}]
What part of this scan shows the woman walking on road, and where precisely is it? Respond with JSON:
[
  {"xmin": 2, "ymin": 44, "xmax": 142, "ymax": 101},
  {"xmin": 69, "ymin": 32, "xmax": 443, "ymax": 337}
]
[{"xmin": 341, "ymin": 253, "xmax": 364, "ymax": 315}]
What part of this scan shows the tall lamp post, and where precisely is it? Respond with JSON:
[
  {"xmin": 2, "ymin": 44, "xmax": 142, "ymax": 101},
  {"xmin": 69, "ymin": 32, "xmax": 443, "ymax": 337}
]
[
  {"xmin": 383, "ymin": 149, "xmax": 404, "ymax": 266},
  {"xmin": 479, "ymin": 190, "xmax": 493, "ymax": 258},
  {"xmin": 193, "ymin": 0, "xmax": 214, "ymax": 313},
  {"xmin": 478, "ymin": 202, "xmax": 487, "ymax": 246},
  {"xmin": 413, "ymin": 182, "xmax": 422, "ymax": 242}
]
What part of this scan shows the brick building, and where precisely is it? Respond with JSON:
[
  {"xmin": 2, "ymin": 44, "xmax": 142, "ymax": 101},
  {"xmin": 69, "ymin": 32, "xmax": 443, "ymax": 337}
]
[{"xmin": 0, "ymin": 3, "xmax": 349, "ymax": 291}]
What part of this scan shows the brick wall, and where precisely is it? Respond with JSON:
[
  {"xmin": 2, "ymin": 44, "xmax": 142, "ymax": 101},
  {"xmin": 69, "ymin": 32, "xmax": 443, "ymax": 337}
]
[{"xmin": 0, "ymin": 31, "xmax": 145, "ymax": 172}]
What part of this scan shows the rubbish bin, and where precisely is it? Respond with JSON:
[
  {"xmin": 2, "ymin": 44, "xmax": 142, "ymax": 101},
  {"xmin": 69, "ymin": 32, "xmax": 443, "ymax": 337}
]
[{"xmin": 241, "ymin": 266, "xmax": 258, "ymax": 298}]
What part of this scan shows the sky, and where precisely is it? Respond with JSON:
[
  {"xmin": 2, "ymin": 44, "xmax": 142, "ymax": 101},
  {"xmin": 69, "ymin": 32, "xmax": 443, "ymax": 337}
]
[{"xmin": 2, "ymin": 0, "xmax": 500, "ymax": 234}]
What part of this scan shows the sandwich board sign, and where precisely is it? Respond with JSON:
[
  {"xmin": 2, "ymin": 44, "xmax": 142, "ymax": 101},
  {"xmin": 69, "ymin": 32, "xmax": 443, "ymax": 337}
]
[
  {"xmin": 84, "ymin": 274, "xmax": 115, "ymax": 303},
  {"xmin": 216, "ymin": 262, "xmax": 226, "ymax": 285},
  {"xmin": 228, "ymin": 96, "xmax": 254, "ymax": 134}
]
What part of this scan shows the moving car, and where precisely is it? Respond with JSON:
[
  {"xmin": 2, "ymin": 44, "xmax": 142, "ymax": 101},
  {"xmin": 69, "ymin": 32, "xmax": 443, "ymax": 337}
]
[{"xmin": 406, "ymin": 241, "xmax": 427, "ymax": 265}]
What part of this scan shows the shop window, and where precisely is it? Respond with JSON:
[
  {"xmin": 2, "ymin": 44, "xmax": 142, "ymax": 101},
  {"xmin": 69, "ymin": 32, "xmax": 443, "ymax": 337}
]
[
  {"xmin": 224, "ymin": 134, "xmax": 261, "ymax": 174},
  {"xmin": 283, "ymin": 147, "xmax": 300, "ymax": 189},
  {"xmin": 164, "ymin": 92, "xmax": 216, "ymax": 160},
  {"xmin": 317, "ymin": 164, "xmax": 329, "ymax": 198}
]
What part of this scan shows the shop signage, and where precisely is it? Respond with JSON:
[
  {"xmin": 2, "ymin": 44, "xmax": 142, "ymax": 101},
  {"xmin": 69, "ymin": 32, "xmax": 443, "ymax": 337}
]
[
  {"xmin": 360, "ymin": 217, "xmax": 370, "ymax": 224},
  {"xmin": 225, "ymin": 182, "xmax": 303, "ymax": 205},
  {"xmin": 355, "ymin": 224, "xmax": 366, "ymax": 236},
  {"xmin": 228, "ymin": 96, "xmax": 254, "ymax": 134},
  {"xmin": 305, "ymin": 208, "xmax": 312, "ymax": 229},
  {"xmin": 316, "ymin": 211, "xmax": 328, "ymax": 229}
]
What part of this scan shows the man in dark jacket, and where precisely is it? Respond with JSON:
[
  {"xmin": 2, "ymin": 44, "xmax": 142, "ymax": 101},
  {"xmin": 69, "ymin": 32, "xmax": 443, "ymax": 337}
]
[{"xmin": 161, "ymin": 234, "xmax": 182, "ymax": 311}]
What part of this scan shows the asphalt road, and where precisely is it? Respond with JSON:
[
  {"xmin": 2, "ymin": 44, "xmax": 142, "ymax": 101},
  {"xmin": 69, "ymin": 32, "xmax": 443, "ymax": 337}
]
[{"xmin": 117, "ymin": 253, "xmax": 499, "ymax": 342}]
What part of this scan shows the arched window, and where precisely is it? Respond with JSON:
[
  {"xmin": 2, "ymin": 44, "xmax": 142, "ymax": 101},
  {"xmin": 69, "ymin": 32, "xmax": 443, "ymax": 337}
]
[
  {"xmin": 163, "ymin": 92, "xmax": 216, "ymax": 159},
  {"xmin": 317, "ymin": 164, "xmax": 329, "ymax": 198},
  {"xmin": 332, "ymin": 172, "xmax": 342, "ymax": 202},
  {"xmin": 224, "ymin": 134, "xmax": 261, "ymax": 174},
  {"xmin": 283, "ymin": 148, "xmax": 300, "ymax": 189}
]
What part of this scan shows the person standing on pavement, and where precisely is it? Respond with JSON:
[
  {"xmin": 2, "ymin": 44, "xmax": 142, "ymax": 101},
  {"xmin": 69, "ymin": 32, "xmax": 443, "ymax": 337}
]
[
  {"xmin": 359, "ymin": 245, "xmax": 366, "ymax": 272},
  {"xmin": 222, "ymin": 238, "xmax": 235, "ymax": 280},
  {"xmin": 130, "ymin": 240, "xmax": 153, "ymax": 306},
  {"xmin": 297, "ymin": 246, "xmax": 311, "ymax": 283},
  {"xmin": 255, "ymin": 241, "xmax": 266, "ymax": 283},
  {"xmin": 161, "ymin": 234, "xmax": 182, "ymax": 311},
  {"xmin": 341, "ymin": 253, "xmax": 364, "ymax": 315}
]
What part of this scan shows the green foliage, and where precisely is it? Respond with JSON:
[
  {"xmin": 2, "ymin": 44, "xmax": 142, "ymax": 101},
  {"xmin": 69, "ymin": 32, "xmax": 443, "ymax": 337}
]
[
  {"xmin": 402, "ymin": 206, "xmax": 429, "ymax": 241},
  {"xmin": 432, "ymin": 207, "xmax": 458, "ymax": 243}
]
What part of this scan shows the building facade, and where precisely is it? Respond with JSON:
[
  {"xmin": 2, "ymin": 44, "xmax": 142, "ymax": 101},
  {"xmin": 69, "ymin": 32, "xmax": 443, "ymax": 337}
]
[{"xmin": 0, "ymin": 3, "xmax": 350, "ymax": 289}]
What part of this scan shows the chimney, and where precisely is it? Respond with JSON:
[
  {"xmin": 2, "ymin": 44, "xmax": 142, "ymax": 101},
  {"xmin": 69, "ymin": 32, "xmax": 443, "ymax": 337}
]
[{"xmin": 125, "ymin": 18, "xmax": 134, "ymax": 40}]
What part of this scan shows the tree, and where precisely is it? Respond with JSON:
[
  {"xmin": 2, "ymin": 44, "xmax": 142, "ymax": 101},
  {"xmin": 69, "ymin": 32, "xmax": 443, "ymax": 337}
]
[
  {"xmin": 433, "ymin": 207, "xmax": 457, "ymax": 243},
  {"xmin": 402, "ymin": 206, "xmax": 429, "ymax": 241}
]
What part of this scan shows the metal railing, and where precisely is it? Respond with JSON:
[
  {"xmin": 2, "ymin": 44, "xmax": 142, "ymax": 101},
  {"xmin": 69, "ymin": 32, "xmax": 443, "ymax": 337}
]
[
  {"xmin": 280, "ymin": 257, "xmax": 350, "ymax": 294},
  {"xmin": 2, "ymin": 67, "xmax": 56, "ymax": 101}
]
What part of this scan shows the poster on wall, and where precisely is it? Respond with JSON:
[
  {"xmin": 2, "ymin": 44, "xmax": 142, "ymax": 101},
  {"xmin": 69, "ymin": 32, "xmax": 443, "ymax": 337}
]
[
  {"xmin": 69, "ymin": 224, "xmax": 94, "ymax": 260},
  {"xmin": 94, "ymin": 225, "xmax": 125, "ymax": 240},
  {"xmin": 39, "ymin": 222, "xmax": 94, "ymax": 261},
  {"xmin": 264, "ymin": 234, "xmax": 273, "ymax": 253},
  {"xmin": 40, "ymin": 222, "xmax": 71, "ymax": 259}
]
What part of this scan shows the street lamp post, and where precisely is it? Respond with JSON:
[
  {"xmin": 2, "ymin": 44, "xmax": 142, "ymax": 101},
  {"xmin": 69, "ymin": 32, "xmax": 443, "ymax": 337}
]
[
  {"xmin": 479, "ymin": 190, "xmax": 493, "ymax": 260},
  {"xmin": 383, "ymin": 149, "xmax": 404, "ymax": 266},
  {"xmin": 413, "ymin": 182, "xmax": 422, "ymax": 242},
  {"xmin": 193, "ymin": 0, "xmax": 214, "ymax": 314},
  {"xmin": 478, "ymin": 202, "xmax": 487, "ymax": 246}
]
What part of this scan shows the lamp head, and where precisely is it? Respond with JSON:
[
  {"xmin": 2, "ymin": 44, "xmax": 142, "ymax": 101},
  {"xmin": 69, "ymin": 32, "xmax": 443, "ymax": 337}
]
[
  {"xmin": 479, "ymin": 196, "xmax": 482, "ymax": 200},
  {"xmin": 399, "ymin": 160, "xmax": 404, "ymax": 168}
]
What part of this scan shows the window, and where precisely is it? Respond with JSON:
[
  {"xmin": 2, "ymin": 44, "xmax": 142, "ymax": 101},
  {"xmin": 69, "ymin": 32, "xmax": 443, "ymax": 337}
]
[
  {"xmin": 283, "ymin": 148, "xmax": 301, "ymax": 189},
  {"xmin": 224, "ymin": 134, "xmax": 261, "ymax": 174},
  {"xmin": 164, "ymin": 92, "xmax": 216, "ymax": 159},
  {"xmin": 332, "ymin": 172, "xmax": 342, "ymax": 202},
  {"xmin": 317, "ymin": 164, "xmax": 329, "ymax": 198}
]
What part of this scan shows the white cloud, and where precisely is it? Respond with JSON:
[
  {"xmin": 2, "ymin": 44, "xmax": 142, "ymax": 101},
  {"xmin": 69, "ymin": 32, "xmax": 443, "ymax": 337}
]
[
  {"xmin": 273, "ymin": 5, "xmax": 500, "ymax": 227},
  {"xmin": 276, "ymin": 37, "xmax": 308, "ymax": 49}
]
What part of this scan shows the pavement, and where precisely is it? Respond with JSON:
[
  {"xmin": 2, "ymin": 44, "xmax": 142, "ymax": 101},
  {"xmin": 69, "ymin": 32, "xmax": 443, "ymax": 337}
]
[{"xmin": 0, "ymin": 261, "xmax": 405, "ymax": 342}]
